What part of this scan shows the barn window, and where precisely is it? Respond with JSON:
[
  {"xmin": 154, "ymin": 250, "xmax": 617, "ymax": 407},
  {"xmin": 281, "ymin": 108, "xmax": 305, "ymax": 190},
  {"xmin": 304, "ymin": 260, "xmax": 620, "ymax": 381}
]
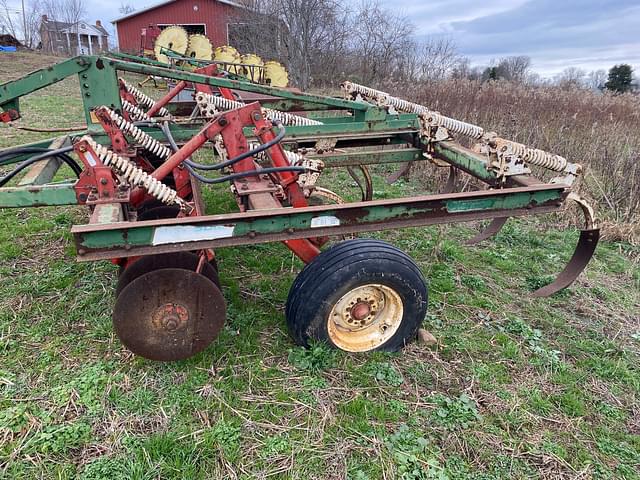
[{"xmin": 157, "ymin": 24, "xmax": 206, "ymax": 35}]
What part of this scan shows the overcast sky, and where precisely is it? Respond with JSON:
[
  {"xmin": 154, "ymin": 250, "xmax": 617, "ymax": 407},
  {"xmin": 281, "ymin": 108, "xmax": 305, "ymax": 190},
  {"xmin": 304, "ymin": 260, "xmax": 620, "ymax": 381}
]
[{"xmin": 7, "ymin": 0, "xmax": 639, "ymax": 78}]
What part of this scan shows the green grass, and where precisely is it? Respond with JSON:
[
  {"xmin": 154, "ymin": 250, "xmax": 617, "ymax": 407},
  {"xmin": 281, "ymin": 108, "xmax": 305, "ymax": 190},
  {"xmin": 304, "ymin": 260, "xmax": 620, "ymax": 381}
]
[{"xmin": 1, "ymin": 53, "xmax": 639, "ymax": 479}]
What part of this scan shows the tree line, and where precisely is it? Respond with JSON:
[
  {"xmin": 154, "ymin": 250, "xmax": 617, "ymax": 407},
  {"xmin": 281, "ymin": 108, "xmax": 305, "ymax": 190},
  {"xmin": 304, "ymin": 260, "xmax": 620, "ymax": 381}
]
[
  {"xmin": 232, "ymin": 0, "xmax": 637, "ymax": 93},
  {"xmin": 1, "ymin": 0, "xmax": 636, "ymax": 94}
]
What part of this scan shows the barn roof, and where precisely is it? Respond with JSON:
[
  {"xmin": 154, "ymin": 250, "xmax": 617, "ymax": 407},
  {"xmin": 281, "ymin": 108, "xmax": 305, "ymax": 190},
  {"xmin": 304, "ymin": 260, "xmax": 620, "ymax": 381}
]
[{"xmin": 111, "ymin": 0, "xmax": 246, "ymax": 24}]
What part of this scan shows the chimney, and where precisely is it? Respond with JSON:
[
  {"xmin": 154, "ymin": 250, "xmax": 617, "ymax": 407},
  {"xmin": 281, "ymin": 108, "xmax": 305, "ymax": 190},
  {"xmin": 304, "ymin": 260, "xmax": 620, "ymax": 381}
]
[
  {"xmin": 96, "ymin": 20, "xmax": 102, "ymax": 27},
  {"xmin": 42, "ymin": 14, "xmax": 48, "ymax": 22}
]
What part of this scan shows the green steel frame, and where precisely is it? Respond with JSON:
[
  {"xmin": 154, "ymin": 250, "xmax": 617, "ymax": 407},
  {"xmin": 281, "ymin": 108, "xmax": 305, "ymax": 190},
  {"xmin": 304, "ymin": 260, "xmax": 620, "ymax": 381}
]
[{"xmin": 0, "ymin": 53, "xmax": 581, "ymax": 267}]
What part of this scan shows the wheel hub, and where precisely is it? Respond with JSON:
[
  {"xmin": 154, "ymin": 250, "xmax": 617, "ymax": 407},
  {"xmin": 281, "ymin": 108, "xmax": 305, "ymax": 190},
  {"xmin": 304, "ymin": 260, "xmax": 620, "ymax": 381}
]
[
  {"xmin": 328, "ymin": 284, "xmax": 403, "ymax": 352},
  {"xmin": 350, "ymin": 301, "xmax": 371, "ymax": 321},
  {"xmin": 152, "ymin": 303, "xmax": 189, "ymax": 332}
]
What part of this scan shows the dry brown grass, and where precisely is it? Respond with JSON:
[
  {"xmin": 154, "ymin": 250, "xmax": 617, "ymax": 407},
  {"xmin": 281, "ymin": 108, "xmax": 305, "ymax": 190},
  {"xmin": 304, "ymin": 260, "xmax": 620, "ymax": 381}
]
[{"xmin": 387, "ymin": 79, "xmax": 640, "ymax": 228}]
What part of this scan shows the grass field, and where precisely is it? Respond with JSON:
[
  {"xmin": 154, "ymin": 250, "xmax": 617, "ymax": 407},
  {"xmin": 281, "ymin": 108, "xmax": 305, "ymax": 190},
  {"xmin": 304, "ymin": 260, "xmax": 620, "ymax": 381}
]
[{"xmin": 0, "ymin": 52, "xmax": 639, "ymax": 479}]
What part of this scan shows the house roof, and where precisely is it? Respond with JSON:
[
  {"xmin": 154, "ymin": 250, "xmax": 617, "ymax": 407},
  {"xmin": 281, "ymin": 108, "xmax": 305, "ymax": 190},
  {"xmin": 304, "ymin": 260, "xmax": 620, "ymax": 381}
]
[
  {"xmin": 42, "ymin": 19, "xmax": 109, "ymax": 36},
  {"xmin": 111, "ymin": 0, "xmax": 246, "ymax": 24}
]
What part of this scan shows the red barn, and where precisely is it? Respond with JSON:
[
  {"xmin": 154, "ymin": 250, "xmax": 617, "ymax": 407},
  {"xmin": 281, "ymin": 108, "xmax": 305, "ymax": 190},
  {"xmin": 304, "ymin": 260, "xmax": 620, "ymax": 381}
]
[{"xmin": 112, "ymin": 0, "xmax": 246, "ymax": 53}]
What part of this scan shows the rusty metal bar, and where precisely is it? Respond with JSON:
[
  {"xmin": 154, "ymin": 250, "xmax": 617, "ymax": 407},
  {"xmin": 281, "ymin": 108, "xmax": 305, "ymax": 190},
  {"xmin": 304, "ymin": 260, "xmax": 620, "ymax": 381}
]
[{"xmin": 72, "ymin": 185, "xmax": 567, "ymax": 261}]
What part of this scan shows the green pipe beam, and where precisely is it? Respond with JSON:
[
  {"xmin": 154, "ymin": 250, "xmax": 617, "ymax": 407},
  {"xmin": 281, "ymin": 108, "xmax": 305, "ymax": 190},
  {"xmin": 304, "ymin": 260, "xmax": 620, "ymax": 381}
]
[
  {"xmin": 110, "ymin": 58, "xmax": 369, "ymax": 112},
  {"xmin": 0, "ymin": 183, "xmax": 78, "ymax": 208},
  {"xmin": 432, "ymin": 141, "xmax": 497, "ymax": 185},
  {"xmin": 312, "ymin": 148, "xmax": 424, "ymax": 167}
]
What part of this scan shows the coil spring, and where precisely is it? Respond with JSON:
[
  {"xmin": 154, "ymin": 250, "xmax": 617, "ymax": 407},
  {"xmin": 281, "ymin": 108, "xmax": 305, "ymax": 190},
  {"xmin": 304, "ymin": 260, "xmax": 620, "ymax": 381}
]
[
  {"xmin": 505, "ymin": 142, "xmax": 568, "ymax": 172},
  {"xmin": 343, "ymin": 81, "xmax": 573, "ymax": 173},
  {"xmin": 248, "ymin": 141, "xmax": 303, "ymax": 164},
  {"xmin": 195, "ymin": 92, "xmax": 323, "ymax": 126},
  {"xmin": 103, "ymin": 107, "xmax": 172, "ymax": 160},
  {"xmin": 121, "ymin": 79, "xmax": 171, "ymax": 117},
  {"xmin": 342, "ymin": 81, "xmax": 484, "ymax": 139},
  {"xmin": 426, "ymin": 112, "xmax": 484, "ymax": 140},
  {"xmin": 82, "ymin": 136, "xmax": 188, "ymax": 210},
  {"xmin": 122, "ymin": 100, "xmax": 152, "ymax": 122}
]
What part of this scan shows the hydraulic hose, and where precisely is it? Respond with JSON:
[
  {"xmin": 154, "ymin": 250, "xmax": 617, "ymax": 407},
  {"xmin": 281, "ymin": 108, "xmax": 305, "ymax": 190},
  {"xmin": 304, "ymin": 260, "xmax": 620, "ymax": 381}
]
[
  {"xmin": 160, "ymin": 121, "xmax": 308, "ymax": 186},
  {"xmin": 0, "ymin": 146, "xmax": 81, "ymax": 187},
  {"xmin": 185, "ymin": 165, "xmax": 308, "ymax": 185},
  {"xmin": 159, "ymin": 121, "xmax": 288, "ymax": 171}
]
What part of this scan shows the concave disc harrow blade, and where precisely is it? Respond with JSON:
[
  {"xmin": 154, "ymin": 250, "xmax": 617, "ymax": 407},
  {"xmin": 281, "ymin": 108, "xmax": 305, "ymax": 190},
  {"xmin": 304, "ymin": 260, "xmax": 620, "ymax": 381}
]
[
  {"xmin": 466, "ymin": 217, "xmax": 509, "ymax": 245},
  {"xmin": 532, "ymin": 228, "xmax": 600, "ymax": 298},
  {"xmin": 114, "ymin": 268, "xmax": 226, "ymax": 361},
  {"xmin": 116, "ymin": 251, "xmax": 219, "ymax": 296}
]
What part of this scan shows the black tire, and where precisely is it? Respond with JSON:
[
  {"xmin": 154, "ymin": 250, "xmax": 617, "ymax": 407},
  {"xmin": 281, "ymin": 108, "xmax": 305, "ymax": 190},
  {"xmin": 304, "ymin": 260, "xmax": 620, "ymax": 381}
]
[
  {"xmin": 116, "ymin": 252, "xmax": 220, "ymax": 296},
  {"xmin": 286, "ymin": 239, "xmax": 428, "ymax": 352}
]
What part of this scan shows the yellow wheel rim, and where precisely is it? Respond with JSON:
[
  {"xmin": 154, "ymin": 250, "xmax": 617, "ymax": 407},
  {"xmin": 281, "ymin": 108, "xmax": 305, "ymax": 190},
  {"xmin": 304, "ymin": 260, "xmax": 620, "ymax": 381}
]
[{"xmin": 327, "ymin": 284, "xmax": 403, "ymax": 352}]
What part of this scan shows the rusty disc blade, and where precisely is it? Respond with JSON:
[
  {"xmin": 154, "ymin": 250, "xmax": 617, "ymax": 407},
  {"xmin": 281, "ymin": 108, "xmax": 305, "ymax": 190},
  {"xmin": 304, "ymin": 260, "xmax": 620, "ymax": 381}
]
[
  {"xmin": 532, "ymin": 229, "xmax": 600, "ymax": 298},
  {"xmin": 114, "ymin": 268, "xmax": 226, "ymax": 361},
  {"xmin": 117, "ymin": 252, "xmax": 219, "ymax": 296}
]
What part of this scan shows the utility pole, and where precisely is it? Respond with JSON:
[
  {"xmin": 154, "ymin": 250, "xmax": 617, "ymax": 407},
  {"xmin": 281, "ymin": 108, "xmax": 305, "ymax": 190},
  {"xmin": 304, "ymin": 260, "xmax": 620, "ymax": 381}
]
[{"xmin": 21, "ymin": 0, "xmax": 27, "ymax": 45}]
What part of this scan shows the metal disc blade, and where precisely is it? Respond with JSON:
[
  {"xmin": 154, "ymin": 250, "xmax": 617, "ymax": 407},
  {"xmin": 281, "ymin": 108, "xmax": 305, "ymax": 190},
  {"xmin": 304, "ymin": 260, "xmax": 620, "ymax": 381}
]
[
  {"xmin": 114, "ymin": 268, "xmax": 226, "ymax": 361},
  {"xmin": 117, "ymin": 252, "xmax": 219, "ymax": 296},
  {"xmin": 532, "ymin": 229, "xmax": 600, "ymax": 298}
]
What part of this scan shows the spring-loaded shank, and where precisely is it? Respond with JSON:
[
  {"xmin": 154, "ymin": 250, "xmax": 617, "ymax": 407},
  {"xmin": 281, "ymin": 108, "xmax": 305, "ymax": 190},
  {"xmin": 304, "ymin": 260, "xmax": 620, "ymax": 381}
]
[
  {"xmin": 342, "ymin": 81, "xmax": 484, "ymax": 140},
  {"xmin": 341, "ymin": 81, "xmax": 577, "ymax": 176},
  {"xmin": 496, "ymin": 139, "xmax": 569, "ymax": 173},
  {"xmin": 122, "ymin": 100, "xmax": 153, "ymax": 122},
  {"xmin": 101, "ymin": 106, "xmax": 172, "ymax": 159},
  {"xmin": 81, "ymin": 136, "xmax": 188, "ymax": 210},
  {"xmin": 195, "ymin": 92, "xmax": 323, "ymax": 126},
  {"xmin": 120, "ymin": 78, "xmax": 172, "ymax": 117}
]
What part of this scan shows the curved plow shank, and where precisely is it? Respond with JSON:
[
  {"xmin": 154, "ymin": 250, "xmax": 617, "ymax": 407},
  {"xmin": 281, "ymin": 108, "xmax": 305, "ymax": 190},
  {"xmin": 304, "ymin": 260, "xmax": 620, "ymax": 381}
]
[
  {"xmin": 466, "ymin": 217, "xmax": 509, "ymax": 245},
  {"xmin": 441, "ymin": 166, "xmax": 458, "ymax": 194},
  {"xmin": 386, "ymin": 162, "xmax": 412, "ymax": 184},
  {"xmin": 532, "ymin": 229, "xmax": 600, "ymax": 298}
]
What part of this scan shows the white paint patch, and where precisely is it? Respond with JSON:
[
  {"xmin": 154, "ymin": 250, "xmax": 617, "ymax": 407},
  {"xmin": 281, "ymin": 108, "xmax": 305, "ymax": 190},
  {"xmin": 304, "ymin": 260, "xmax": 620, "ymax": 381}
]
[
  {"xmin": 85, "ymin": 151, "xmax": 98, "ymax": 167},
  {"xmin": 153, "ymin": 225, "xmax": 235, "ymax": 245},
  {"xmin": 310, "ymin": 216, "xmax": 341, "ymax": 228}
]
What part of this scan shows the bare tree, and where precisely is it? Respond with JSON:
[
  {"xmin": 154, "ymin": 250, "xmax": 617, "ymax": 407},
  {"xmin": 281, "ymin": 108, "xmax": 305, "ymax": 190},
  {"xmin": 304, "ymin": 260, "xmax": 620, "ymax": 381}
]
[
  {"xmin": 119, "ymin": 3, "xmax": 135, "ymax": 15},
  {"xmin": 494, "ymin": 56, "xmax": 531, "ymax": 83},
  {"xmin": 231, "ymin": 0, "xmax": 351, "ymax": 89},
  {"xmin": 416, "ymin": 37, "xmax": 460, "ymax": 80},
  {"xmin": 585, "ymin": 69, "xmax": 607, "ymax": 91},
  {"xmin": 555, "ymin": 67, "xmax": 586, "ymax": 89},
  {"xmin": 0, "ymin": 0, "xmax": 40, "ymax": 48},
  {"xmin": 350, "ymin": 0, "xmax": 415, "ymax": 85},
  {"xmin": 0, "ymin": 0, "xmax": 19, "ymax": 39}
]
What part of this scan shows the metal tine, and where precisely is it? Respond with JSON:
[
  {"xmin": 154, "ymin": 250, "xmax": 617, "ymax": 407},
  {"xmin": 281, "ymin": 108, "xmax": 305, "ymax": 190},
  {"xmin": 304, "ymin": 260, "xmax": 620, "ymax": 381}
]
[
  {"xmin": 466, "ymin": 217, "xmax": 509, "ymax": 245},
  {"xmin": 532, "ymin": 229, "xmax": 600, "ymax": 297}
]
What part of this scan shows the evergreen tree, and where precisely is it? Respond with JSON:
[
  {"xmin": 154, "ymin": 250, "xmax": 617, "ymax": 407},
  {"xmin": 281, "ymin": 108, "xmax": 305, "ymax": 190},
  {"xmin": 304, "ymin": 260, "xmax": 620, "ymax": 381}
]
[{"xmin": 605, "ymin": 64, "xmax": 633, "ymax": 93}]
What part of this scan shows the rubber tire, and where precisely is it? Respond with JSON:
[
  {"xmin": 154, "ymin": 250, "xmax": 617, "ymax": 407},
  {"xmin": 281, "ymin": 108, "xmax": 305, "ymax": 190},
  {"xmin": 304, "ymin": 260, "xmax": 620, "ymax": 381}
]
[
  {"xmin": 285, "ymin": 239, "xmax": 428, "ymax": 352},
  {"xmin": 116, "ymin": 252, "xmax": 220, "ymax": 297}
]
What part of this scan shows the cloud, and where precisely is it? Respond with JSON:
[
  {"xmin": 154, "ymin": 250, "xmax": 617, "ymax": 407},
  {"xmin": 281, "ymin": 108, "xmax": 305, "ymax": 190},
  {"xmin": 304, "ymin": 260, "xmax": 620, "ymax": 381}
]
[
  {"xmin": 11, "ymin": 0, "xmax": 638, "ymax": 77},
  {"xmin": 405, "ymin": 0, "xmax": 640, "ymax": 76}
]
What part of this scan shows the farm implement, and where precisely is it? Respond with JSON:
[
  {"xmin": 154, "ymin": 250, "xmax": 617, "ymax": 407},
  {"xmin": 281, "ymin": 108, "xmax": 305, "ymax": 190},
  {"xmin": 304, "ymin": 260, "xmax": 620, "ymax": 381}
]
[{"xmin": 0, "ymin": 54, "xmax": 599, "ymax": 361}]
